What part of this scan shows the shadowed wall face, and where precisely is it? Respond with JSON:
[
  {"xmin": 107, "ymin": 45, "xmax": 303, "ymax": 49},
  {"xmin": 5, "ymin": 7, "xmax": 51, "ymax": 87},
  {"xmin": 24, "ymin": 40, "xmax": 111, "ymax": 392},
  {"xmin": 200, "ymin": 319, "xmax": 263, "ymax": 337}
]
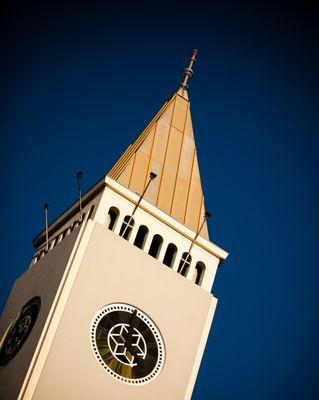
[{"xmin": 0, "ymin": 230, "xmax": 80, "ymax": 400}]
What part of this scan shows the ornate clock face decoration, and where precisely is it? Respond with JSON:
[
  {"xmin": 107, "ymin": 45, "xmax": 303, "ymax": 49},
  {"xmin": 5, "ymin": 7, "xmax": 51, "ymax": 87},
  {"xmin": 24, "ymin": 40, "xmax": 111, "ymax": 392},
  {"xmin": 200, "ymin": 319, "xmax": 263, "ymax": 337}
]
[
  {"xmin": 0, "ymin": 297, "xmax": 41, "ymax": 366},
  {"xmin": 91, "ymin": 303, "xmax": 165, "ymax": 385}
]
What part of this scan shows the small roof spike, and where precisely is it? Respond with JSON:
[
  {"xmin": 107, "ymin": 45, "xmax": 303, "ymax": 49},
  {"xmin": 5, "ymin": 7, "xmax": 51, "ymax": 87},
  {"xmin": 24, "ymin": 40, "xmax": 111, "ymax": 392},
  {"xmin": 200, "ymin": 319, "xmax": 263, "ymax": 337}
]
[{"xmin": 180, "ymin": 49, "xmax": 198, "ymax": 90}]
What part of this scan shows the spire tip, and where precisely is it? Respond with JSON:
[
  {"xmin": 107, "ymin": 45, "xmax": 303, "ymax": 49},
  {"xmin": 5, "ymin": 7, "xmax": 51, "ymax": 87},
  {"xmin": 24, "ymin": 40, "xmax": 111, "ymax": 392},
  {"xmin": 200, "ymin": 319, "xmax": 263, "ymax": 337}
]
[{"xmin": 180, "ymin": 49, "xmax": 199, "ymax": 90}]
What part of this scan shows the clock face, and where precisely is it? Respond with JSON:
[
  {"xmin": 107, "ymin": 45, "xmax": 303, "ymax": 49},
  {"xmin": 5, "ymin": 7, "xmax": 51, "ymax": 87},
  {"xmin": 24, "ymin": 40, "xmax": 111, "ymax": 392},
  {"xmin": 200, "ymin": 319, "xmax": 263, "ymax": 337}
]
[
  {"xmin": 0, "ymin": 297, "xmax": 41, "ymax": 366},
  {"xmin": 90, "ymin": 303, "xmax": 165, "ymax": 385}
]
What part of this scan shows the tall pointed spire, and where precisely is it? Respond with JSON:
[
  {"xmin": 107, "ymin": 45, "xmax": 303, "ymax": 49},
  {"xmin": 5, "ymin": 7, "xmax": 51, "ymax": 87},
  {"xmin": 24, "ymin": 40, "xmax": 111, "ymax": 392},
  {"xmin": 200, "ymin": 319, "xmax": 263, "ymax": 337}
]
[{"xmin": 108, "ymin": 50, "xmax": 209, "ymax": 239}]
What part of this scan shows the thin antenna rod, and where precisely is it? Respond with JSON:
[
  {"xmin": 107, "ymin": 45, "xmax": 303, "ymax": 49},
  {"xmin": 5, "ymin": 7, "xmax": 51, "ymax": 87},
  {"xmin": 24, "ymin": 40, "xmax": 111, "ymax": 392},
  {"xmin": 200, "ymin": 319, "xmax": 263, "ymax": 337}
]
[
  {"xmin": 179, "ymin": 211, "xmax": 211, "ymax": 275},
  {"xmin": 44, "ymin": 203, "xmax": 49, "ymax": 251},
  {"xmin": 120, "ymin": 172, "xmax": 157, "ymax": 238},
  {"xmin": 180, "ymin": 49, "xmax": 198, "ymax": 90},
  {"xmin": 76, "ymin": 171, "xmax": 83, "ymax": 221}
]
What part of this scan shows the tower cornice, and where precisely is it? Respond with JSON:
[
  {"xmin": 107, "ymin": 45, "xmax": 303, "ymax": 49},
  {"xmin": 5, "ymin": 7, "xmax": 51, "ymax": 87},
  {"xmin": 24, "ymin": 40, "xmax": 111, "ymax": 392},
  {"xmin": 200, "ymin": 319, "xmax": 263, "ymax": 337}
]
[{"xmin": 104, "ymin": 176, "xmax": 228, "ymax": 262}]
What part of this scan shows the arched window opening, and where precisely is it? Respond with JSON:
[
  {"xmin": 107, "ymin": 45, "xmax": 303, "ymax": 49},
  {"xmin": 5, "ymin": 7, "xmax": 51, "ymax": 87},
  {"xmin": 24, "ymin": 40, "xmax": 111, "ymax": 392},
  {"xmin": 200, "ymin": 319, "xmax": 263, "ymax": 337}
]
[
  {"xmin": 134, "ymin": 225, "xmax": 149, "ymax": 249},
  {"xmin": 80, "ymin": 212, "xmax": 86, "ymax": 223},
  {"xmin": 58, "ymin": 232, "xmax": 64, "ymax": 243},
  {"xmin": 119, "ymin": 215, "xmax": 134, "ymax": 240},
  {"xmin": 72, "ymin": 220, "xmax": 79, "ymax": 230},
  {"xmin": 178, "ymin": 252, "xmax": 192, "ymax": 277},
  {"xmin": 107, "ymin": 207, "xmax": 120, "ymax": 231},
  {"xmin": 194, "ymin": 262, "xmax": 205, "ymax": 286},
  {"xmin": 163, "ymin": 243, "xmax": 177, "ymax": 267},
  {"xmin": 148, "ymin": 234, "xmax": 163, "ymax": 259},
  {"xmin": 49, "ymin": 238, "xmax": 57, "ymax": 250}
]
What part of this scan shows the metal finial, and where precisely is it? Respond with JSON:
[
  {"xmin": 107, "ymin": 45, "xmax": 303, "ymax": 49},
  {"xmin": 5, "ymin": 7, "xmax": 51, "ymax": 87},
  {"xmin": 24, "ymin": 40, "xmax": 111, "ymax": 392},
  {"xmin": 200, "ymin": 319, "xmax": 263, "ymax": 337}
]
[
  {"xmin": 44, "ymin": 203, "xmax": 49, "ymax": 251},
  {"xmin": 149, "ymin": 172, "xmax": 157, "ymax": 180},
  {"xmin": 120, "ymin": 172, "xmax": 157, "ymax": 239},
  {"xmin": 180, "ymin": 49, "xmax": 198, "ymax": 89},
  {"xmin": 76, "ymin": 171, "xmax": 83, "ymax": 221},
  {"xmin": 76, "ymin": 171, "xmax": 83, "ymax": 186}
]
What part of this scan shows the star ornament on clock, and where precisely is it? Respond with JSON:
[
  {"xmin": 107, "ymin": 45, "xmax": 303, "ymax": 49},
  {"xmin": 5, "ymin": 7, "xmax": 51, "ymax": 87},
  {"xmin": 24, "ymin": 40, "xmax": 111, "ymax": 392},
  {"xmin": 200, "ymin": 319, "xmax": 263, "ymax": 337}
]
[{"xmin": 108, "ymin": 323, "xmax": 147, "ymax": 367}]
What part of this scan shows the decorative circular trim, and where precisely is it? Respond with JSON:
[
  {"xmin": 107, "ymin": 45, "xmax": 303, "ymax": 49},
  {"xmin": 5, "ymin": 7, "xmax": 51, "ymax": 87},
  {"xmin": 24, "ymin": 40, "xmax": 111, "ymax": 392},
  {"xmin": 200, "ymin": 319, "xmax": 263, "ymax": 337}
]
[
  {"xmin": 90, "ymin": 303, "xmax": 165, "ymax": 385},
  {"xmin": 0, "ymin": 296, "xmax": 41, "ymax": 366}
]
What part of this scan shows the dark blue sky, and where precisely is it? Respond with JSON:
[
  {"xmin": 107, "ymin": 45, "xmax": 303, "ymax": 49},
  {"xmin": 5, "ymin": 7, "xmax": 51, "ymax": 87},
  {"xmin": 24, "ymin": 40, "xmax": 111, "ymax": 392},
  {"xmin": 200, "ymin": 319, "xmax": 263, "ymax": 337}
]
[{"xmin": 1, "ymin": 1, "xmax": 319, "ymax": 398}]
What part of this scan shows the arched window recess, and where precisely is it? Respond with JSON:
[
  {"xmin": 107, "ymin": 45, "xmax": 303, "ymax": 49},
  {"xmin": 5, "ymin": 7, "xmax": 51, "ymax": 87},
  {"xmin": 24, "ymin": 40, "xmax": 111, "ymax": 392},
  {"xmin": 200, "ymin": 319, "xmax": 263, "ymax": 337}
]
[
  {"xmin": 178, "ymin": 252, "xmax": 192, "ymax": 277},
  {"xmin": 163, "ymin": 243, "xmax": 177, "ymax": 268},
  {"xmin": 148, "ymin": 234, "xmax": 163, "ymax": 259},
  {"xmin": 107, "ymin": 207, "xmax": 120, "ymax": 231},
  {"xmin": 194, "ymin": 261, "xmax": 205, "ymax": 286},
  {"xmin": 134, "ymin": 225, "xmax": 149, "ymax": 249},
  {"xmin": 119, "ymin": 215, "xmax": 135, "ymax": 240}
]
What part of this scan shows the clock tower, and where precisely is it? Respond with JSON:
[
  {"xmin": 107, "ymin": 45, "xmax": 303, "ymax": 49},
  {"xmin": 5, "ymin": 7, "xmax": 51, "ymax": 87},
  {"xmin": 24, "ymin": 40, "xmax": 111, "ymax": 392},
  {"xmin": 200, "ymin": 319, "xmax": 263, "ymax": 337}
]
[{"xmin": 0, "ymin": 50, "xmax": 228, "ymax": 400}]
